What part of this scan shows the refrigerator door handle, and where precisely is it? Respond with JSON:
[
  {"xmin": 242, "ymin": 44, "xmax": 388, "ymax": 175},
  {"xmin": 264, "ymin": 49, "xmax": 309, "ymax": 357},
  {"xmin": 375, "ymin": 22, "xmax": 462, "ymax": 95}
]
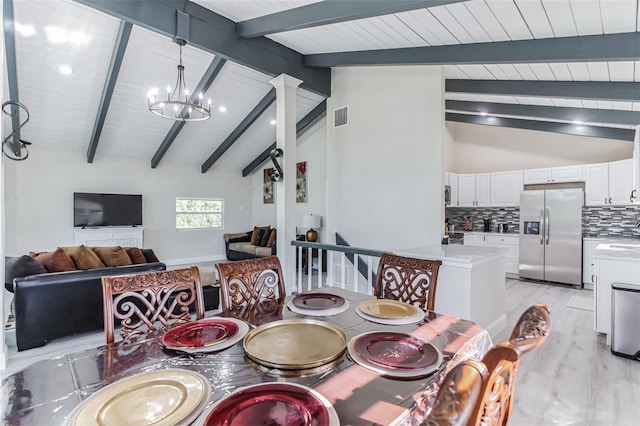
[
  {"xmin": 539, "ymin": 209, "xmax": 544, "ymax": 245},
  {"xmin": 545, "ymin": 207, "xmax": 550, "ymax": 245}
]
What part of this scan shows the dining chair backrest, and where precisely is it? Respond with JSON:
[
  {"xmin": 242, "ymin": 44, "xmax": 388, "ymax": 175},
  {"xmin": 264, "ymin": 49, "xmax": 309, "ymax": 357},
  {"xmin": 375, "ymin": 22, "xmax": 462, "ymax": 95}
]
[
  {"xmin": 470, "ymin": 343, "xmax": 521, "ymax": 426},
  {"xmin": 374, "ymin": 253, "xmax": 442, "ymax": 311},
  {"xmin": 423, "ymin": 359, "xmax": 489, "ymax": 426},
  {"xmin": 101, "ymin": 266, "xmax": 204, "ymax": 344},
  {"xmin": 508, "ymin": 304, "xmax": 551, "ymax": 354},
  {"xmin": 216, "ymin": 256, "xmax": 286, "ymax": 314}
]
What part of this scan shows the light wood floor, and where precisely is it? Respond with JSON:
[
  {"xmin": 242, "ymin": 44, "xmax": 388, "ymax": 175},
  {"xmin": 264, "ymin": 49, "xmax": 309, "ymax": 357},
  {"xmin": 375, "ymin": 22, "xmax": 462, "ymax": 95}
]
[{"xmin": 3, "ymin": 279, "xmax": 639, "ymax": 425}]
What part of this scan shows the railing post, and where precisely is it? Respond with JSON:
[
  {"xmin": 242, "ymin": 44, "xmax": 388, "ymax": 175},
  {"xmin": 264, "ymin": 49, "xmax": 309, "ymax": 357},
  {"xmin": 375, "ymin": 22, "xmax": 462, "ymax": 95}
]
[{"xmin": 367, "ymin": 256, "xmax": 373, "ymax": 295}]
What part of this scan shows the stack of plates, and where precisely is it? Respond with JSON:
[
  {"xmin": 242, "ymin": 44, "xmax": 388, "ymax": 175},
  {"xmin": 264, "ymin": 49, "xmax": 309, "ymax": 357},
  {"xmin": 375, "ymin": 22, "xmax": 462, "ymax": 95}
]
[
  {"xmin": 161, "ymin": 317, "xmax": 249, "ymax": 353},
  {"xmin": 66, "ymin": 369, "xmax": 210, "ymax": 426},
  {"xmin": 347, "ymin": 331, "xmax": 443, "ymax": 378},
  {"xmin": 356, "ymin": 299, "xmax": 426, "ymax": 325},
  {"xmin": 287, "ymin": 292, "xmax": 350, "ymax": 316},
  {"xmin": 195, "ymin": 383, "xmax": 339, "ymax": 426}
]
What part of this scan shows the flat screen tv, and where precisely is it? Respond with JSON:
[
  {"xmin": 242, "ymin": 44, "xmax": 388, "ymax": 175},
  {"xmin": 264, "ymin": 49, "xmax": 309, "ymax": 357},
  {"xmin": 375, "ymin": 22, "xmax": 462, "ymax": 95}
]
[{"xmin": 74, "ymin": 192, "xmax": 142, "ymax": 227}]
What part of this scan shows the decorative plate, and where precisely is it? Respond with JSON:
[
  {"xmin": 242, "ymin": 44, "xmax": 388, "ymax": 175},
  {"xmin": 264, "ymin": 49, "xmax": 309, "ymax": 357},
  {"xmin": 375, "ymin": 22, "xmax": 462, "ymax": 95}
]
[
  {"xmin": 67, "ymin": 369, "xmax": 210, "ymax": 426},
  {"xmin": 162, "ymin": 318, "xmax": 249, "ymax": 353},
  {"xmin": 292, "ymin": 293, "xmax": 346, "ymax": 310},
  {"xmin": 195, "ymin": 383, "xmax": 339, "ymax": 426},
  {"xmin": 243, "ymin": 319, "xmax": 347, "ymax": 369},
  {"xmin": 348, "ymin": 332, "xmax": 443, "ymax": 378},
  {"xmin": 358, "ymin": 299, "xmax": 419, "ymax": 319},
  {"xmin": 287, "ymin": 299, "xmax": 350, "ymax": 317},
  {"xmin": 355, "ymin": 306, "xmax": 425, "ymax": 326}
]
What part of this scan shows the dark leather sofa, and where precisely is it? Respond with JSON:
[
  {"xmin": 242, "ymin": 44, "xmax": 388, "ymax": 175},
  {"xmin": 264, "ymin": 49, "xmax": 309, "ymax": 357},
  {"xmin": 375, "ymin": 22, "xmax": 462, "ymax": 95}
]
[{"xmin": 12, "ymin": 263, "xmax": 220, "ymax": 351}]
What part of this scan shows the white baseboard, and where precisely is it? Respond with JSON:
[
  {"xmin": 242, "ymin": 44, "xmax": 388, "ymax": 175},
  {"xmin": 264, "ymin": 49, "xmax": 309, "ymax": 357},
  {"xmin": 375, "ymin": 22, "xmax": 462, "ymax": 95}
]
[
  {"xmin": 583, "ymin": 283, "xmax": 593, "ymax": 290},
  {"xmin": 164, "ymin": 254, "xmax": 227, "ymax": 267},
  {"xmin": 486, "ymin": 313, "xmax": 508, "ymax": 340}
]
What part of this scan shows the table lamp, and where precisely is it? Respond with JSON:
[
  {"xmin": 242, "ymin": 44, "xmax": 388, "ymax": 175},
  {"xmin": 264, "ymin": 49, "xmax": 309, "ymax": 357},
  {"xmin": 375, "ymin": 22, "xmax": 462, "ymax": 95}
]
[{"xmin": 303, "ymin": 214, "xmax": 322, "ymax": 242}]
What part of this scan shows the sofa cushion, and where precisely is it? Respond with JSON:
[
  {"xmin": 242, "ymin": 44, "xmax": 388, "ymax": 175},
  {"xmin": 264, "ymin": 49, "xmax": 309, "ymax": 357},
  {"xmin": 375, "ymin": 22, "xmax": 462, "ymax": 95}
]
[
  {"xmin": 240, "ymin": 244, "xmax": 258, "ymax": 255},
  {"xmin": 62, "ymin": 245, "xmax": 106, "ymax": 270},
  {"xmin": 259, "ymin": 229, "xmax": 272, "ymax": 247},
  {"xmin": 228, "ymin": 242, "xmax": 247, "ymax": 252},
  {"xmin": 5, "ymin": 255, "xmax": 47, "ymax": 292},
  {"xmin": 32, "ymin": 248, "xmax": 77, "ymax": 273},
  {"xmin": 125, "ymin": 247, "xmax": 147, "ymax": 264},
  {"xmin": 251, "ymin": 226, "xmax": 270, "ymax": 245},
  {"xmin": 92, "ymin": 246, "xmax": 133, "ymax": 267},
  {"xmin": 255, "ymin": 229, "xmax": 266, "ymax": 247},
  {"xmin": 141, "ymin": 248, "xmax": 160, "ymax": 263},
  {"xmin": 267, "ymin": 229, "xmax": 277, "ymax": 248},
  {"xmin": 255, "ymin": 247, "xmax": 272, "ymax": 257}
]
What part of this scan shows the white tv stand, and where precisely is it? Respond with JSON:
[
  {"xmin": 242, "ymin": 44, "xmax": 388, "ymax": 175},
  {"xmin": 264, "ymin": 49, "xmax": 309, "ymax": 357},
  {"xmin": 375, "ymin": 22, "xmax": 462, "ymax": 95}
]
[{"xmin": 75, "ymin": 227, "xmax": 144, "ymax": 248}]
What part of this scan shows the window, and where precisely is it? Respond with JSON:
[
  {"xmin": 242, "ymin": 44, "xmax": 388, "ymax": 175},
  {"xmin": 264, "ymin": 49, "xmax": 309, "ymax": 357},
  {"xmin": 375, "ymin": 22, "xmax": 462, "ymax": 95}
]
[{"xmin": 176, "ymin": 198, "xmax": 223, "ymax": 230}]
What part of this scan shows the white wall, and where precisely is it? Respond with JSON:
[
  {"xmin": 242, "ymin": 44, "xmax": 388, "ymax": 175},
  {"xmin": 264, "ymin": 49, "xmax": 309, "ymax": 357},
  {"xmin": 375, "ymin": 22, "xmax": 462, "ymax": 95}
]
[
  {"xmin": 4, "ymin": 147, "xmax": 253, "ymax": 263},
  {"xmin": 449, "ymin": 122, "xmax": 633, "ymax": 173},
  {"xmin": 326, "ymin": 66, "xmax": 445, "ymax": 251},
  {"xmin": 252, "ymin": 119, "xmax": 327, "ymax": 242},
  {"xmin": 443, "ymin": 122, "xmax": 455, "ymax": 173}
]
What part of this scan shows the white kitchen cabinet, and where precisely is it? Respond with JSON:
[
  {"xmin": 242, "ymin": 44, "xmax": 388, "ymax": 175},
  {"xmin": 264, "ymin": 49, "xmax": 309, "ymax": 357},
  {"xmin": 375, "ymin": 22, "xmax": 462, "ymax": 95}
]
[
  {"xmin": 582, "ymin": 239, "xmax": 601, "ymax": 286},
  {"xmin": 457, "ymin": 173, "xmax": 490, "ymax": 207},
  {"xmin": 584, "ymin": 163, "xmax": 609, "ymax": 206},
  {"xmin": 463, "ymin": 233, "xmax": 486, "ymax": 246},
  {"xmin": 524, "ymin": 165, "xmax": 583, "ymax": 184},
  {"xmin": 449, "ymin": 172, "xmax": 459, "ymax": 207},
  {"xmin": 490, "ymin": 171, "xmax": 523, "ymax": 206},
  {"xmin": 464, "ymin": 232, "xmax": 519, "ymax": 275},
  {"xmin": 609, "ymin": 159, "xmax": 634, "ymax": 205},
  {"xmin": 584, "ymin": 159, "xmax": 633, "ymax": 206}
]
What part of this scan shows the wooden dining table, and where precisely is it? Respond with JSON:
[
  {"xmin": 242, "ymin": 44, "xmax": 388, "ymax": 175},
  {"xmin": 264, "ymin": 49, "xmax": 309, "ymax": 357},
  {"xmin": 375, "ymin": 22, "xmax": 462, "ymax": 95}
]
[{"xmin": 1, "ymin": 288, "xmax": 492, "ymax": 426}]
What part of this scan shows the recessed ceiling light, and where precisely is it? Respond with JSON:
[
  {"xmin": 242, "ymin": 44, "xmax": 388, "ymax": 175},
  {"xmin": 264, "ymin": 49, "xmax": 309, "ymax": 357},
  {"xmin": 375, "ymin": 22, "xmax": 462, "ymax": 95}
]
[
  {"xmin": 218, "ymin": 106, "xmax": 227, "ymax": 113},
  {"xmin": 573, "ymin": 120, "xmax": 583, "ymax": 125},
  {"xmin": 14, "ymin": 23, "xmax": 36, "ymax": 37},
  {"xmin": 270, "ymin": 119, "xmax": 277, "ymax": 125},
  {"xmin": 58, "ymin": 65, "xmax": 73, "ymax": 75},
  {"xmin": 45, "ymin": 26, "xmax": 91, "ymax": 45}
]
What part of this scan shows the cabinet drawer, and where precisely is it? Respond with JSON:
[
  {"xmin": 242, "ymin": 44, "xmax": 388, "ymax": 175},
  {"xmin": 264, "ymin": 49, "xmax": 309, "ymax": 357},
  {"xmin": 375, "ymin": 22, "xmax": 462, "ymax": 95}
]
[{"xmin": 485, "ymin": 235, "xmax": 519, "ymax": 246}]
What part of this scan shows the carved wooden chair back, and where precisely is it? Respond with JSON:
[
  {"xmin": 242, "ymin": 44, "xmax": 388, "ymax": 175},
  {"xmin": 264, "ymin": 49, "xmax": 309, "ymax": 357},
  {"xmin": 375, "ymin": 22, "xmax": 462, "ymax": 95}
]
[
  {"xmin": 423, "ymin": 359, "xmax": 488, "ymax": 426},
  {"xmin": 374, "ymin": 253, "xmax": 442, "ymax": 311},
  {"xmin": 101, "ymin": 266, "xmax": 204, "ymax": 344},
  {"xmin": 216, "ymin": 256, "xmax": 286, "ymax": 319},
  {"xmin": 508, "ymin": 304, "xmax": 551, "ymax": 354},
  {"xmin": 470, "ymin": 343, "xmax": 521, "ymax": 426}
]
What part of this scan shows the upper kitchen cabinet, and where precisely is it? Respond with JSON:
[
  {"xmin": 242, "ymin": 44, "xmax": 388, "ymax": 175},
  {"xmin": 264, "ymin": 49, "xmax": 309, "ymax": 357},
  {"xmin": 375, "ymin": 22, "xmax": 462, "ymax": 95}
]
[
  {"xmin": 523, "ymin": 165, "xmax": 583, "ymax": 184},
  {"xmin": 584, "ymin": 159, "xmax": 633, "ymax": 206},
  {"xmin": 458, "ymin": 173, "xmax": 490, "ymax": 207},
  {"xmin": 490, "ymin": 171, "xmax": 523, "ymax": 206},
  {"xmin": 445, "ymin": 172, "xmax": 460, "ymax": 206}
]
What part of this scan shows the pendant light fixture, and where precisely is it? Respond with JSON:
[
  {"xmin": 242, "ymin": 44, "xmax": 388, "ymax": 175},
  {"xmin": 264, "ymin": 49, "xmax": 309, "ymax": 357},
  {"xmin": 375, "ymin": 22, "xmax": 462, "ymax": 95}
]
[{"xmin": 147, "ymin": 38, "xmax": 211, "ymax": 122}]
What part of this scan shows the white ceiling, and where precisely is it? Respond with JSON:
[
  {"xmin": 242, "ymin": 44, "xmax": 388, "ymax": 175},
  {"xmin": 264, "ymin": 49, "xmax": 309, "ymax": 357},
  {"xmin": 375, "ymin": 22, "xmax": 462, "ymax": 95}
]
[{"xmin": 4, "ymin": 0, "xmax": 639, "ymax": 172}]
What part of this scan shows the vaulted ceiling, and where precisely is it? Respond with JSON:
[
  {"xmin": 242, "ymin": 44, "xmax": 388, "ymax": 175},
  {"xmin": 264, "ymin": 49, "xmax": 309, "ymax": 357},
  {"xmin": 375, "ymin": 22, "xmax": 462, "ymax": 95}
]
[{"xmin": 4, "ymin": 0, "xmax": 639, "ymax": 174}]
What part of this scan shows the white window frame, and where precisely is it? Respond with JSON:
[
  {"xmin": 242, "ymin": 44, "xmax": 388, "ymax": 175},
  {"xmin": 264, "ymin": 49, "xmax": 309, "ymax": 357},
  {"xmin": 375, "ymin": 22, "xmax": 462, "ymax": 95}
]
[{"xmin": 175, "ymin": 197, "xmax": 224, "ymax": 230}]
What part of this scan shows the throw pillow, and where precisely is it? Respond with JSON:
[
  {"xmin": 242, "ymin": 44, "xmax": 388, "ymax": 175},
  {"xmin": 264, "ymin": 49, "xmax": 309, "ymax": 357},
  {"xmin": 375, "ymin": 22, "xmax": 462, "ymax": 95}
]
[
  {"xmin": 5, "ymin": 255, "xmax": 47, "ymax": 292},
  {"xmin": 255, "ymin": 229, "xmax": 266, "ymax": 247},
  {"xmin": 62, "ymin": 245, "xmax": 106, "ymax": 270},
  {"xmin": 267, "ymin": 228, "xmax": 277, "ymax": 248},
  {"xmin": 125, "ymin": 247, "xmax": 147, "ymax": 264},
  {"xmin": 260, "ymin": 228, "xmax": 272, "ymax": 247},
  {"xmin": 32, "ymin": 248, "xmax": 77, "ymax": 273},
  {"xmin": 92, "ymin": 246, "xmax": 133, "ymax": 267},
  {"xmin": 141, "ymin": 248, "xmax": 160, "ymax": 263},
  {"xmin": 250, "ymin": 226, "xmax": 270, "ymax": 245}
]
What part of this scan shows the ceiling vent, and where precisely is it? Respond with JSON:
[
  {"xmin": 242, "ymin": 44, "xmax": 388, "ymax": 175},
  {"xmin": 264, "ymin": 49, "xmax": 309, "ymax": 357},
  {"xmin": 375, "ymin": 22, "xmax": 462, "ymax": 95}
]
[{"xmin": 333, "ymin": 106, "xmax": 348, "ymax": 128}]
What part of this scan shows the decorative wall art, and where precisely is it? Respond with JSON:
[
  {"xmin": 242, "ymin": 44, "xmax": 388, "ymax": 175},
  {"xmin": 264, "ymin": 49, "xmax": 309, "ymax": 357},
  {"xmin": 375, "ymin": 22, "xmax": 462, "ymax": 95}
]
[
  {"xmin": 296, "ymin": 161, "xmax": 307, "ymax": 203},
  {"xmin": 263, "ymin": 168, "xmax": 274, "ymax": 204}
]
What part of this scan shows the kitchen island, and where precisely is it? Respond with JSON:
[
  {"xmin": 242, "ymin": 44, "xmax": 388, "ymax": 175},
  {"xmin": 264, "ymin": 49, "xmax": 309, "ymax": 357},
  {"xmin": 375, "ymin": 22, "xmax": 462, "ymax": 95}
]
[{"xmin": 396, "ymin": 244, "xmax": 507, "ymax": 339}]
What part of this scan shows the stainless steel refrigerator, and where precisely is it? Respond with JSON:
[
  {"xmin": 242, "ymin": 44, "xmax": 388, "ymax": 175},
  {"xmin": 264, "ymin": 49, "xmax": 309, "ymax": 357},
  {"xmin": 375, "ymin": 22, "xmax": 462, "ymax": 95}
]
[{"xmin": 519, "ymin": 188, "xmax": 583, "ymax": 286}]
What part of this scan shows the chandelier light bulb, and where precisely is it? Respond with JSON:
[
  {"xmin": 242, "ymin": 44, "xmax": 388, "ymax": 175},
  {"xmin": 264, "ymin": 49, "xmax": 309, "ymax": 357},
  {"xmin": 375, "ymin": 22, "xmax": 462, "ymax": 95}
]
[
  {"xmin": 166, "ymin": 85, "xmax": 172, "ymax": 93},
  {"xmin": 219, "ymin": 106, "xmax": 227, "ymax": 113}
]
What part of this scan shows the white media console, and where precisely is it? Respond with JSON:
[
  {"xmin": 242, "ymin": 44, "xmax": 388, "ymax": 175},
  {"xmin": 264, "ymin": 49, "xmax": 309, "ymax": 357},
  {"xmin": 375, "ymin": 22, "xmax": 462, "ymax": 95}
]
[{"xmin": 75, "ymin": 227, "xmax": 144, "ymax": 248}]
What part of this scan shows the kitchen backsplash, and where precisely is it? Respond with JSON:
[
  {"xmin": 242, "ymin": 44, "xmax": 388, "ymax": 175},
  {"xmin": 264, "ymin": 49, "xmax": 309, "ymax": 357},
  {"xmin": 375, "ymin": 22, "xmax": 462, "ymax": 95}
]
[
  {"xmin": 446, "ymin": 205, "xmax": 640, "ymax": 238},
  {"xmin": 446, "ymin": 207, "xmax": 520, "ymax": 233}
]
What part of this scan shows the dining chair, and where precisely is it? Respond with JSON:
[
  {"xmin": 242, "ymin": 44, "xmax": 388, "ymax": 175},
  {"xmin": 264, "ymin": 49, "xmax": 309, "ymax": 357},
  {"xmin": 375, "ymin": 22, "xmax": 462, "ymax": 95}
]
[
  {"xmin": 101, "ymin": 266, "xmax": 205, "ymax": 344},
  {"xmin": 508, "ymin": 304, "xmax": 551, "ymax": 354},
  {"xmin": 216, "ymin": 256, "xmax": 286, "ymax": 324},
  {"xmin": 423, "ymin": 359, "xmax": 489, "ymax": 426},
  {"xmin": 374, "ymin": 253, "xmax": 442, "ymax": 311}
]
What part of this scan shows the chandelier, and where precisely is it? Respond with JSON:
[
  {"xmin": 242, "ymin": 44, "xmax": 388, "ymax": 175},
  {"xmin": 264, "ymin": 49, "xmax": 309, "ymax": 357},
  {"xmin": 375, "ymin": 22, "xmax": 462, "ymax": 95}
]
[{"xmin": 147, "ymin": 38, "xmax": 211, "ymax": 122}]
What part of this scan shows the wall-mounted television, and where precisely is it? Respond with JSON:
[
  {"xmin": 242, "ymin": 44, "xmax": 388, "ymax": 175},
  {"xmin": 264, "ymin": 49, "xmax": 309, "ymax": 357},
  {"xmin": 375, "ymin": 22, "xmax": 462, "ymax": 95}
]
[{"xmin": 74, "ymin": 192, "xmax": 142, "ymax": 227}]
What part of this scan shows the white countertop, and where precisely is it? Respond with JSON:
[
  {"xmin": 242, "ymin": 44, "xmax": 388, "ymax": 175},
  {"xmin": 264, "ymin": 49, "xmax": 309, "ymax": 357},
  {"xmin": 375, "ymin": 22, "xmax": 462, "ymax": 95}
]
[
  {"xmin": 594, "ymin": 243, "xmax": 640, "ymax": 261},
  {"xmin": 396, "ymin": 244, "xmax": 508, "ymax": 267}
]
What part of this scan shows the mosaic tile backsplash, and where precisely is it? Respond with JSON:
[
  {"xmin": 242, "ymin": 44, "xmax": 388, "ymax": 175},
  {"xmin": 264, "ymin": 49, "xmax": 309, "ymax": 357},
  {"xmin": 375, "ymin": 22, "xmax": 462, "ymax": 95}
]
[{"xmin": 446, "ymin": 205, "xmax": 640, "ymax": 238}]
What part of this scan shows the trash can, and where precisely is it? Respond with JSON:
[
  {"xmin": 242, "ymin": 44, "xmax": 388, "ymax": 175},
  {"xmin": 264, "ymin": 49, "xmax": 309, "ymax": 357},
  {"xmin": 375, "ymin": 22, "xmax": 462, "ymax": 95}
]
[{"xmin": 611, "ymin": 282, "xmax": 640, "ymax": 360}]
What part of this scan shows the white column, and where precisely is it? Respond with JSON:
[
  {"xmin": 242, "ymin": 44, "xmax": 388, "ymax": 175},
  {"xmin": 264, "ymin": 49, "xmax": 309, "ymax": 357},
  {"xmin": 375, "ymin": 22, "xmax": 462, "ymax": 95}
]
[
  {"xmin": 270, "ymin": 74, "xmax": 302, "ymax": 294},
  {"xmin": 1, "ymin": 1, "xmax": 7, "ymax": 370}
]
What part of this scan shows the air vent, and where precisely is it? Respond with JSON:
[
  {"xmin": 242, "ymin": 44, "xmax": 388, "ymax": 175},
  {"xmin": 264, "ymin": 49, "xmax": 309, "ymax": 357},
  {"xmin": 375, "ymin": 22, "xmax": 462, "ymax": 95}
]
[{"xmin": 334, "ymin": 106, "xmax": 348, "ymax": 128}]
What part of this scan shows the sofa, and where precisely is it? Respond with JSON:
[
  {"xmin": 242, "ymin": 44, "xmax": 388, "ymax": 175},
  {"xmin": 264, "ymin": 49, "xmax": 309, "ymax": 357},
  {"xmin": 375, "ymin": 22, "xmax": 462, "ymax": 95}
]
[
  {"xmin": 224, "ymin": 226, "xmax": 276, "ymax": 260},
  {"xmin": 6, "ymin": 246, "xmax": 220, "ymax": 351}
]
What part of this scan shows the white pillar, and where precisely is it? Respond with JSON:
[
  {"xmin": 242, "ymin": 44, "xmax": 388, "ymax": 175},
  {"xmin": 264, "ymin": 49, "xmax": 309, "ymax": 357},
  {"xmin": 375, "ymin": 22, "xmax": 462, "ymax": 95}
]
[{"xmin": 270, "ymin": 74, "xmax": 302, "ymax": 294}]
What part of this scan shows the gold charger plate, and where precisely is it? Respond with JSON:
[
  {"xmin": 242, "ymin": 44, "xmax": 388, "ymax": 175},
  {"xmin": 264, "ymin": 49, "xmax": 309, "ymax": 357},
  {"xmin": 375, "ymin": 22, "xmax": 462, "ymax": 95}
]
[
  {"xmin": 359, "ymin": 299, "xmax": 419, "ymax": 319},
  {"xmin": 67, "ymin": 369, "xmax": 209, "ymax": 426},
  {"xmin": 243, "ymin": 318, "xmax": 347, "ymax": 369}
]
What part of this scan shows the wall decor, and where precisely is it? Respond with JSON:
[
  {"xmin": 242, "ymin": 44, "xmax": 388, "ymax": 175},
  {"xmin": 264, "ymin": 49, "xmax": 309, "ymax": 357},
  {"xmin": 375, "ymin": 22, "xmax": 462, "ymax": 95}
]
[
  {"xmin": 297, "ymin": 161, "xmax": 307, "ymax": 203},
  {"xmin": 263, "ymin": 168, "xmax": 274, "ymax": 204}
]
